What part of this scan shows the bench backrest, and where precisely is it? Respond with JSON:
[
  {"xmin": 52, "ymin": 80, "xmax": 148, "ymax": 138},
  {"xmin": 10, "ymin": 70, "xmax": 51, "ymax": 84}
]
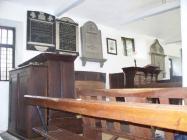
[{"xmin": 77, "ymin": 88, "xmax": 187, "ymax": 140}]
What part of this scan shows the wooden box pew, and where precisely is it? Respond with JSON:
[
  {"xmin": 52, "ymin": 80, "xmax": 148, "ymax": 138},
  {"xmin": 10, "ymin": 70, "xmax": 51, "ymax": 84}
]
[
  {"xmin": 76, "ymin": 88, "xmax": 187, "ymax": 140},
  {"xmin": 24, "ymin": 94, "xmax": 187, "ymax": 140}
]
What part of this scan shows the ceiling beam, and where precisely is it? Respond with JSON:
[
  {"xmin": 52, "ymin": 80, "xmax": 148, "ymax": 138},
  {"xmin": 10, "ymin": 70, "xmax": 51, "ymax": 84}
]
[
  {"xmin": 122, "ymin": 0, "xmax": 180, "ymax": 24},
  {"xmin": 165, "ymin": 40, "xmax": 181, "ymax": 44},
  {"xmin": 55, "ymin": 0, "xmax": 85, "ymax": 18}
]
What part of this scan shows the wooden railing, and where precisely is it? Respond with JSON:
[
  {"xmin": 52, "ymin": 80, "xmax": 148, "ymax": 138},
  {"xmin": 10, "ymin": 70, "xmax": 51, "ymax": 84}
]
[{"xmin": 25, "ymin": 88, "xmax": 187, "ymax": 140}]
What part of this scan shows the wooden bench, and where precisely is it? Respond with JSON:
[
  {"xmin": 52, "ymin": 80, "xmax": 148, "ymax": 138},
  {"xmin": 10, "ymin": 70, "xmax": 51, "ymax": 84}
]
[
  {"xmin": 25, "ymin": 88, "xmax": 187, "ymax": 140},
  {"xmin": 77, "ymin": 88, "xmax": 187, "ymax": 140}
]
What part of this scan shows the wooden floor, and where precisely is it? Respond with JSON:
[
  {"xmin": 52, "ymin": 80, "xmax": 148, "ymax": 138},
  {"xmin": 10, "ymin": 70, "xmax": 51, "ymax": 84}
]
[
  {"xmin": 102, "ymin": 133, "xmax": 128, "ymax": 140},
  {"xmin": 0, "ymin": 132, "xmax": 128, "ymax": 140}
]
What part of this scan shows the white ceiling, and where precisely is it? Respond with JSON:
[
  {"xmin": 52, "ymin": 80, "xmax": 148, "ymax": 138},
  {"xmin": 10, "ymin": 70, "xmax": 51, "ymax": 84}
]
[
  {"xmin": 121, "ymin": 9, "xmax": 181, "ymax": 43},
  {"xmin": 0, "ymin": 0, "xmax": 181, "ymax": 43}
]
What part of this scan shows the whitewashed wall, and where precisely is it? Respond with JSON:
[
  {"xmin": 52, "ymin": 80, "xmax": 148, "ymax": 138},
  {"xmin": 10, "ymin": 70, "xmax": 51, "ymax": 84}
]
[
  {"xmin": 181, "ymin": 0, "xmax": 187, "ymax": 87},
  {"xmin": 164, "ymin": 43, "xmax": 182, "ymax": 77},
  {"xmin": 0, "ymin": 2, "xmax": 182, "ymax": 132}
]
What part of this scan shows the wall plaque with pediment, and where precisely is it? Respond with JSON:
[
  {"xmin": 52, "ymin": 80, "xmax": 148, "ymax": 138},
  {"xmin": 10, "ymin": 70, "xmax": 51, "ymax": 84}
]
[
  {"xmin": 56, "ymin": 17, "xmax": 78, "ymax": 54},
  {"xmin": 80, "ymin": 21, "xmax": 106, "ymax": 67},
  {"xmin": 150, "ymin": 39, "xmax": 166, "ymax": 79},
  {"xmin": 27, "ymin": 11, "xmax": 56, "ymax": 52}
]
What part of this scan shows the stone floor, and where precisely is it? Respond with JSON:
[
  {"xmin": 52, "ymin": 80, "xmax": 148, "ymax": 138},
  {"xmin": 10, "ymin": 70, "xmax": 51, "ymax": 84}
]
[{"xmin": 0, "ymin": 132, "xmax": 19, "ymax": 140}]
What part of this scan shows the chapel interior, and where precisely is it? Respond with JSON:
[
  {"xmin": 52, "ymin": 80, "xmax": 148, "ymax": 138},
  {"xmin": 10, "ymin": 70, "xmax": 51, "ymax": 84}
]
[{"xmin": 0, "ymin": 0, "xmax": 186, "ymax": 140}]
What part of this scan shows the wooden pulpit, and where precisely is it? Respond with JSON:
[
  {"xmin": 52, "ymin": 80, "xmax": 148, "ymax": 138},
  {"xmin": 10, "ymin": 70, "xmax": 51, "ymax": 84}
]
[
  {"xmin": 122, "ymin": 66, "xmax": 161, "ymax": 88},
  {"xmin": 8, "ymin": 53, "xmax": 79, "ymax": 139}
]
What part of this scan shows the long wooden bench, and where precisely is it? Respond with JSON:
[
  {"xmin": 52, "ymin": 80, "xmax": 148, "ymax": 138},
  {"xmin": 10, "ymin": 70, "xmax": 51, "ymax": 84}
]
[
  {"xmin": 77, "ymin": 88, "xmax": 187, "ymax": 140},
  {"xmin": 24, "ymin": 88, "xmax": 187, "ymax": 140}
]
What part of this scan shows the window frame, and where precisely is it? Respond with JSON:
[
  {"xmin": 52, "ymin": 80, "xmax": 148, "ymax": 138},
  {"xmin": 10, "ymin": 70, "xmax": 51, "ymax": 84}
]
[{"xmin": 0, "ymin": 26, "xmax": 15, "ymax": 81}]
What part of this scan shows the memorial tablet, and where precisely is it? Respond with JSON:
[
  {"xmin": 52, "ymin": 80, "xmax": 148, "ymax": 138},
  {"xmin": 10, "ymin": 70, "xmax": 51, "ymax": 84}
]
[
  {"xmin": 80, "ymin": 21, "xmax": 106, "ymax": 67},
  {"xmin": 56, "ymin": 17, "xmax": 78, "ymax": 53},
  {"xmin": 27, "ymin": 11, "xmax": 55, "ymax": 51}
]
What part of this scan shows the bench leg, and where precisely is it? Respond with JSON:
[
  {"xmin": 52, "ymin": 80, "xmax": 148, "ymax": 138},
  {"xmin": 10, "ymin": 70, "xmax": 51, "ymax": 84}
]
[{"xmin": 83, "ymin": 126, "xmax": 102, "ymax": 140}]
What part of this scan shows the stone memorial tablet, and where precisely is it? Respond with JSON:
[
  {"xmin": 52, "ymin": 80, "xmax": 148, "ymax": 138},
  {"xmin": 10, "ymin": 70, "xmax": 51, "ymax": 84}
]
[
  {"xmin": 27, "ymin": 11, "xmax": 55, "ymax": 51},
  {"xmin": 150, "ymin": 39, "xmax": 166, "ymax": 79},
  {"xmin": 56, "ymin": 17, "xmax": 78, "ymax": 53},
  {"xmin": 80, "ymin": 21, "xmax": 106, "ymax": 67}
]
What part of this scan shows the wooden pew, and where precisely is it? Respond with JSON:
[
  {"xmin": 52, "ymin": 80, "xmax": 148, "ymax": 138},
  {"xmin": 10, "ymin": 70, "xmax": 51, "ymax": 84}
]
[
  {"xmin": 77, "ymin": 88, "xmax": 187, "ymax": 140},
  {"xmin": 24, "ymin": 95, "xmax": 187, "ymax": 131},
  {"xmin": 25, "ymin": 88, "xmax": 187, "ymax": 140}
]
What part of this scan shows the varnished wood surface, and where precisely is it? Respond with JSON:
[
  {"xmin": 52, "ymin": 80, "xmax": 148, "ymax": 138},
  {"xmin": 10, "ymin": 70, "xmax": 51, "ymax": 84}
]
[
  {"xmin": 122, "ymin": 66, "xmax": 160, "ymax": 88},
  {"xmin": 77, "ymin": 88, "xmax": 187, "ymax": 140},
  {"xmin": 75, "ymin": 81, "xmax": 105, "ymax": 90},
  {"xmin": 141, "ymin": 81, "xmax": 182, "ymax": 88},
  {"xmin": 9, "ymin": 65, "xmax": 48, "ymax": 138},
  {"xmin": 77, "ymin": 88, "xmax": 187, "ymax": 98},
  {"xmin": 25, "ymin": 95, "xmax": 187, "ymax": 132},
  {"xmin": 110, "ymin": 68, "xmax": 181, "ymax": 88},
  {"xmin": 75, "ymin": 71, "xmax": 106, "ymax": 90},
  {"xmin": 18, "ymin": 53, "xmax": 78, "ymax": 67},
  {"xmin": 9, "ymin": 53, "xmax": 78, "ymax": 139},
  {"xmin": 109, "ymin": 73, "xmax": 124, "ymax": 89},
  {"xmin": 75, "ymin": 71, "xmax": 106, "ymax": 82}
]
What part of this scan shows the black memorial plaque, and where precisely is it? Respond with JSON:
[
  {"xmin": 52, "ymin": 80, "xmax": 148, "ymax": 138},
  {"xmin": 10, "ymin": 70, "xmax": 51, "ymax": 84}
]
[
  {"xmin": 56, "ymin": 18, "xmax": 78, "ymax": 53},
  {"xmin": 27, "ymin": 11, "xmax": 56, "ymax": 51},
  {"xmin": 60, "ymin": 22, "xmax": 76, "ymax": 51}
]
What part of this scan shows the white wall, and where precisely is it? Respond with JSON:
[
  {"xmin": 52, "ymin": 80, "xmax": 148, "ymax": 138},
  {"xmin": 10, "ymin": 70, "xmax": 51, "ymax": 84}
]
[
  {"xmin": 0, "ymin": 82, "xmax": 9, "ymax": 133},
  {"xmin": 67, "ymin": 14, "xmax": 182, "ymax": 79},
  {"xmin": 66, "ymin": 15, "xmax": 160, "ymax": 88},
  {"xmin": 0, "ymin": 2, "xmax": 43, "ymax": 132},
  {"xmin": 181, "ymin": 0, "xmax": 187, "ymax": 87},
  {"xmin": 163, "ymin": 43, "xmax": 182, "ymax": 78},
  {"xmin": 0, "ymin": 17, "xmax": 24, "ymax": 133},
  {"xmin": 0, "ymin": 2, "xmax": 182, "ymax": 132}
]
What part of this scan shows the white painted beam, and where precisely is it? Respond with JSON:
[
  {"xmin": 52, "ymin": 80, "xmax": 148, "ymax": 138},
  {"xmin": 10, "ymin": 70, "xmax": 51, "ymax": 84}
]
[
  {"xmin": 165, "ymin": 40, "xmax": 181, "ymax": 44},
  {"xmin": 55, "ymin": 0, "xmax": 84, "ymax": 18},
  {"xmin": 122, "ymin": 0, "xmax": 180, "ymax": 24}
]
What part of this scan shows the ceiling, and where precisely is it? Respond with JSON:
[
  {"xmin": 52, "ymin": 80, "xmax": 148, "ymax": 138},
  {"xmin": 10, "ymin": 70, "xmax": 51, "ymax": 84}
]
[
  {"xmin": 0, "ymin": 0, "xmax": 181, "ymax": 43},
  {"xmin": 121, "ymin": 9, "xmax": 181, "ymax": 44}
]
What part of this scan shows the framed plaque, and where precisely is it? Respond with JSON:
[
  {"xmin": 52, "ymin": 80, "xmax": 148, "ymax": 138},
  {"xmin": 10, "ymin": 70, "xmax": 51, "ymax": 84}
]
[
  {"xmin": 56, "ymin": 17, "xmax": 78, "ymax": 53},
  {"xmin": 27, "ymin": 11, "xmax": 56, "ymax": 51},
  {"xmin": 80, "ymin": 21, "xmax": 106, "ymax": 67},
  {"xmin": 106, "ymin": 38, "xmax": 117, "ymax": 55}
]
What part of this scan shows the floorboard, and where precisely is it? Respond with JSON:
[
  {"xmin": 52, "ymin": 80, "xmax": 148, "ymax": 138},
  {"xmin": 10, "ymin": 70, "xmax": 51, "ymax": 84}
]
[{"xmin": 0, "ymin": 132, "xmax": 128, "ymax": 140}]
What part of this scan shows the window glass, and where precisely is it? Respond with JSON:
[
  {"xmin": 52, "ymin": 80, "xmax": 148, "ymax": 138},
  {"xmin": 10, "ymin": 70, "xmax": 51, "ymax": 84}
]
[
  {"xmin": 8, "ymin": 30, "xmax": 13, "ymax": 45},
  {"xmin": 122, "ymin": 37, "xmax": 135, "ymax": 56},
  {"xmin": 0, "ymin": 26, "xmax": 15, "ymax": 81},
  {"xmin": 2, "ymin": 29, "xmax": 7, "ymax": 44}
]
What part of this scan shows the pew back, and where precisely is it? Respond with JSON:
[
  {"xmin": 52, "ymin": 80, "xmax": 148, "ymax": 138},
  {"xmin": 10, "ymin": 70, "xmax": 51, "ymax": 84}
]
[{"xmin": 77, "ymin": 88, "xmax": 187, "ymax": 140}]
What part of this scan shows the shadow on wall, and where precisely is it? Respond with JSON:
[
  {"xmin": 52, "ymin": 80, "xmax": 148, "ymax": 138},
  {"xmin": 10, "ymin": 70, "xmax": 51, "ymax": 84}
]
[{"xmin": 0, "ymin": 82, "xmax": 9, "ymax": 132}]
